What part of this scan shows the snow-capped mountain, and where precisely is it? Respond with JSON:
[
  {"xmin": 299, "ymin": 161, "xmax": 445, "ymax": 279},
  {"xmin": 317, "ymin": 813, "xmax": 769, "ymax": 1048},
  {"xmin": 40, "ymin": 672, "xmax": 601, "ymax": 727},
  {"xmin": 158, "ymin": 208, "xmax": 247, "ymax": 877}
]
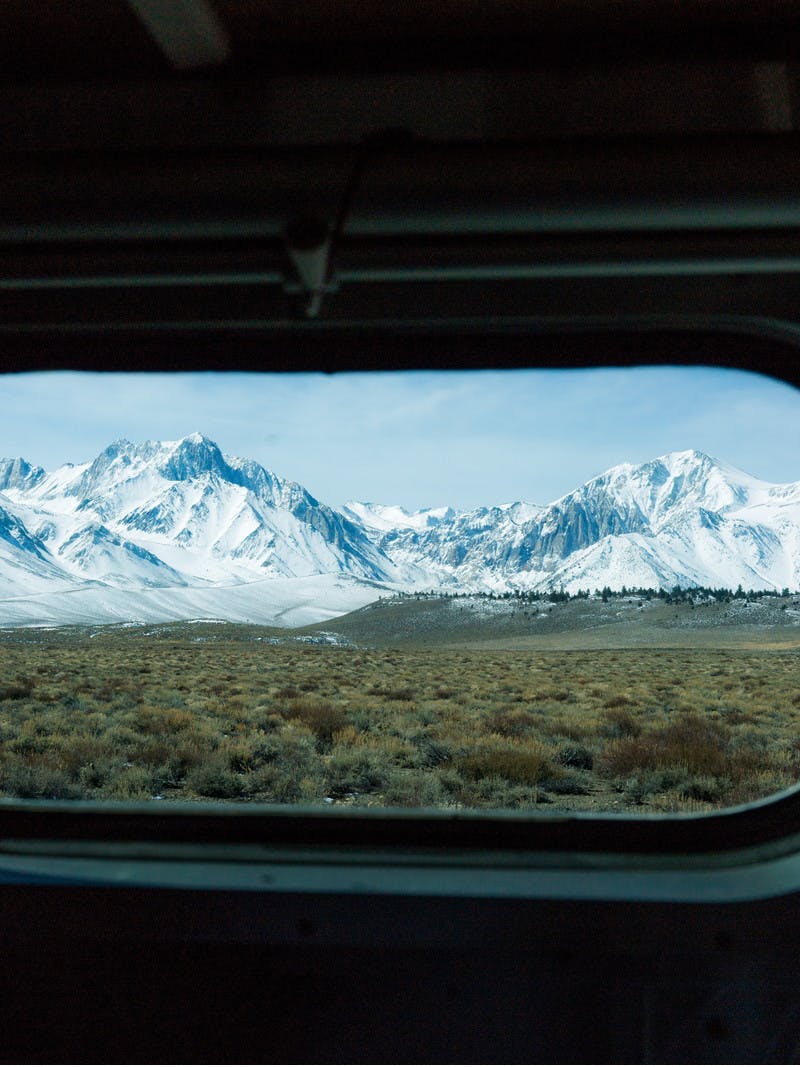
[
  {"xmin": 0, "ymin": 434, "xmax": 412, "ymax": 623},
  {"xmin": 371, "ymin": 450, "xmax": 800, "ymax": 594},
  {"xmin": 4, "ymin": 433, "xmax": 400, "ymax": 586},
  {"xmin": 0, "ymin": 438, "xmax": 797, "ymax": 626}
]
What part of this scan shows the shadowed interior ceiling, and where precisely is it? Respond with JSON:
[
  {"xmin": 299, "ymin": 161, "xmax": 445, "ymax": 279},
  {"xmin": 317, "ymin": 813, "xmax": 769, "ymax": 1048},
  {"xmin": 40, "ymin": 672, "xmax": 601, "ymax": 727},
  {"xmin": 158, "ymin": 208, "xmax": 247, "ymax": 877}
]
[{"xmin": 3, "ymin": 0, "xmax": 800, "ymax": 358}]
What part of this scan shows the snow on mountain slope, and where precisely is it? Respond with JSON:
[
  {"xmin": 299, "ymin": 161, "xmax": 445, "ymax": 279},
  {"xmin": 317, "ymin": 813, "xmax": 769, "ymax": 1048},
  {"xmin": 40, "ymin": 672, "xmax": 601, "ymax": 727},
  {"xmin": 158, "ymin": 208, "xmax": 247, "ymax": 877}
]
[
  {"xmin": 364, "ymin": 450, "xmax": 800, "ymax": 594},
  {"xmin": 55, "ymin": 522, "xmax": 190, "ymax": 588},
  {"xmin": 3, "ymin": 434, "xmax": 399, "ymax": 589},
  {"xmin": 0, "ymin": 495, "xmax": 80, "ymax": 596},
  {"xmin": 342, "ymin": 501, "xmax": 458, "ymax": 533},
  {"xmin": 0, "ymin": 574, "xmax": 388, "ymax": 628},
  {"xmin": 0, "ymin": 458, "xmax": 46, "ymax": 493},
  {"xmin": 0, "ymin": 440, "xmax": 797, "ymax": 627}
]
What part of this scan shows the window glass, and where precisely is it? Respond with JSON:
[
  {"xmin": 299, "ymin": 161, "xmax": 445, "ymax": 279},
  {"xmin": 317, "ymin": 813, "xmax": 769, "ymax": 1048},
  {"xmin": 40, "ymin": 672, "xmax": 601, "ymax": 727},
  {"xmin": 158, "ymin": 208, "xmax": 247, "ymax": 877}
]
[{"xmin": 0, "ymin": 366, "xmax": 798, "ymax": 812}]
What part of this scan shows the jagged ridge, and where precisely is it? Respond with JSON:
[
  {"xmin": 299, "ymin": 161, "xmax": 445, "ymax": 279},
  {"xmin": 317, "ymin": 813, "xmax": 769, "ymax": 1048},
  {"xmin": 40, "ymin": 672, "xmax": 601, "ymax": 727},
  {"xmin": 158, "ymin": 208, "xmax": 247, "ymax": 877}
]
[{"xmin": 0, "ymin": 438, "xmax": 797, "ymax": 625}]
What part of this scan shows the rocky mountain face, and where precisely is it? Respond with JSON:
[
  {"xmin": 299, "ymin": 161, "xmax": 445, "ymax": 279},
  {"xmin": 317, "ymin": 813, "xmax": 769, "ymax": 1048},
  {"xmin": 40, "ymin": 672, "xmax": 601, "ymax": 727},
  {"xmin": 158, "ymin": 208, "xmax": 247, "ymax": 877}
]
[
  {"xmin": 370, "ymin": 450, "xmax": 800, "ymax": 594},
  {"xmin": 0, "ymin": 433, "xmax": 402, "ymax": 597},
  {"xmin": 0, "ymin": 436, "xmax": 797, "ymax": 625}
]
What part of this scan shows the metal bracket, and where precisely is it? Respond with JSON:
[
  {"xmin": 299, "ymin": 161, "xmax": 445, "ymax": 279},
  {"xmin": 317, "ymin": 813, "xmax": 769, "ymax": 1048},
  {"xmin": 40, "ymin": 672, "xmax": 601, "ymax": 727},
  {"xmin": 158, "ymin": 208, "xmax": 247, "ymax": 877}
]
[{"xmin": 283, "ymin": 216, "xmax": 339, "ymax": 319}]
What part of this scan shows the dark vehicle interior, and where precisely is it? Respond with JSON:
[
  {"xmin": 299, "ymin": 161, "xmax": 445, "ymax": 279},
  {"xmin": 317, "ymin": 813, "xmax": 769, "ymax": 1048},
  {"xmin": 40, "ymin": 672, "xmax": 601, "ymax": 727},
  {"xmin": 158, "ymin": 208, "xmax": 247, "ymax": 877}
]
[{"xmin": 3, "ymin": 1, "xmax": 800, "ymax": 1061}]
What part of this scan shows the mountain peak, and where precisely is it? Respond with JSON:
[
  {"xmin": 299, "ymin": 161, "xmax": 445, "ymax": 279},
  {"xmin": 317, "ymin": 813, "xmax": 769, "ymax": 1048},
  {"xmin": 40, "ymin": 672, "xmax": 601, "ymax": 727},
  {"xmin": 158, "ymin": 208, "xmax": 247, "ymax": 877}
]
[
  {"xmin": 177, "ymin": 431, "xmax": 214, "ymax": 447},
  {"xmin": 574, "ymin": 448, "xmax": 755, "ymax": 522},
  {"xmin": 599, "ymin": 449, "xmax": 717, "ymax": 482},
  {"xmin": 0, "ymin": 456, "xmax": 46, "ymax": 492},
  {"xmin": 158, "ymin": 434, "xmax": 229, "ymax": 481},
  {"xmin": 659, "ymin": 448, "xmax": 717, "ymax": 469}
]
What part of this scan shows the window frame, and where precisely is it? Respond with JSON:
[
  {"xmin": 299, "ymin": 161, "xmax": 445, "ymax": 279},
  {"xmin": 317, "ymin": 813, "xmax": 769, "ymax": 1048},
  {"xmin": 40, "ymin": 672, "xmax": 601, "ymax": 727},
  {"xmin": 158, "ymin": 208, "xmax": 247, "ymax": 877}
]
[{"xmin": 1, "ymin": 324, "xmax": 800, "ymax": 891}]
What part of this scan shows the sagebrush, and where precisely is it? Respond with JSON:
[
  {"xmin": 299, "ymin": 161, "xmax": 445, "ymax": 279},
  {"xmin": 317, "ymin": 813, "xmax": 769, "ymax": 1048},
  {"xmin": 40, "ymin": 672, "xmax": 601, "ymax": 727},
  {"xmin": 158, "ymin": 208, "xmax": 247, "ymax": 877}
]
[{"xmin": 0, "ymin": 628, "xmax": 798, "ymax": 812}]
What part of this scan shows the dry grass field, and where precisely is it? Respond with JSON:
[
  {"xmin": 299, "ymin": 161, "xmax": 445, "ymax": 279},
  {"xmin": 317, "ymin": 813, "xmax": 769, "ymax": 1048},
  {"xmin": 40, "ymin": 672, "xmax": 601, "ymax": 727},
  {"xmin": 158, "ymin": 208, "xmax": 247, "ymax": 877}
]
[{"xmin": 1, "ymin": 622, "xmax": 799, "ymax": 813}]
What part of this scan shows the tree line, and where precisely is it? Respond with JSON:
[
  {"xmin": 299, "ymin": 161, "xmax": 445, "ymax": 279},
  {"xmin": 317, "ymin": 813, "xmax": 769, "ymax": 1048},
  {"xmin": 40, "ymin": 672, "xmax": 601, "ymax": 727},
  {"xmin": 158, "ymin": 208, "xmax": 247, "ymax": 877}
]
[{"xmin": 385, "ymin": 584, "xmax": 797, "ymax": 605}]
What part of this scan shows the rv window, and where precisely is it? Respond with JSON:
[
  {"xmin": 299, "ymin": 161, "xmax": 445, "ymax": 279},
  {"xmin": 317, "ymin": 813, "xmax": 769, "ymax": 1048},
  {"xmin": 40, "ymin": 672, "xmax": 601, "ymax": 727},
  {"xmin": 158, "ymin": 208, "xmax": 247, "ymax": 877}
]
[{"xmin": 0, "ymin": 364, "xmax": 798, "ymax": 815}]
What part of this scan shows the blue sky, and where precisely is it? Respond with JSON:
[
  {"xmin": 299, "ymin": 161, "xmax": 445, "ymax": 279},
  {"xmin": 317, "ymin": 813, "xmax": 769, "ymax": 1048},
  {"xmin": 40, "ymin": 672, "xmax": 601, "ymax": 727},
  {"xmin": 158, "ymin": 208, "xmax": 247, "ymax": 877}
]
[{"xmin": 1, "ymin": 366, "xmax": 798, "ymax": 509}]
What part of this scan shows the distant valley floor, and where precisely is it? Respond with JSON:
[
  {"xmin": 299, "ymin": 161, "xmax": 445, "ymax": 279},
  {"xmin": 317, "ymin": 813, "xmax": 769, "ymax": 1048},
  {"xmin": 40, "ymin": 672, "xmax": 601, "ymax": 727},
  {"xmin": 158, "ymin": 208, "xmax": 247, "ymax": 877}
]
[
  {"xmin": 3, "ymin": 591, "xmax": 800, "ymax": 651},
  {"xmin": 298, "ymin": 593, "xmax": 800, "ymax": 651}
]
